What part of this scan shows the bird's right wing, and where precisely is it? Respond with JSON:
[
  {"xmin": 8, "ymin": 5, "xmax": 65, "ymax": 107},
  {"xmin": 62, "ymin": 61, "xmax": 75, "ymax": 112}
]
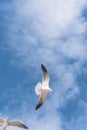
[
  {"xmin": 0, "ymin": 118, "xmax": 4, "ymax": 123},
  {"xmin": 8, "ymin": 121, "xmax": 28, "ymax": 129}
]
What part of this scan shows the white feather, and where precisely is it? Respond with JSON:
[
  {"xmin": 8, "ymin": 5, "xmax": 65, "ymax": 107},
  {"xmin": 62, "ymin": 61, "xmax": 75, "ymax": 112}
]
[{"xmin": 35, "ymin": 82, "xmax": 42, "ymax": 95}]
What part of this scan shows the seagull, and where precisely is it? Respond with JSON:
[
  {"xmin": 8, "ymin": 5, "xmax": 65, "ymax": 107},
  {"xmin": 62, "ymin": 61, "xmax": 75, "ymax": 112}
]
[
  {"xmin": 35, "ymin": 64, "xmax": 53, "ymax": 110},
  {"xmin": 0, "ymin": 117, "xmax": 28, "ymax": 130}
]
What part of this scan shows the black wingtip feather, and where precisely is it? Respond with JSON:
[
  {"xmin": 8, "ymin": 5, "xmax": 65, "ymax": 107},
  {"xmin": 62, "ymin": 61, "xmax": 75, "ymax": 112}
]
[
  {"xmin": 41, "ymin": 64, "xmax": 48, "ymax": 73},
  {"xmin": 22, "ymin": 124, "xmax": 28, "ymax": 129},
  {"xmin": 35, "ymin": 103, "xmax": 43, "ymax": 110},
  {"xmin": 25, "ymin": 126, "xmax": 28, "ymax": 129}
]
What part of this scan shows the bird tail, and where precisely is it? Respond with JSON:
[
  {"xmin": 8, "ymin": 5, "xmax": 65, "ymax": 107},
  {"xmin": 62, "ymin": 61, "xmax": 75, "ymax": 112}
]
[{"xmin": 35, "ymin": 82, "xmax": 42, "ymax": 95}]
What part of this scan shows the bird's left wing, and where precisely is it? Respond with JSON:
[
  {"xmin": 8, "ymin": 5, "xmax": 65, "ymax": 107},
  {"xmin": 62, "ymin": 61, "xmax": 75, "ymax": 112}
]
[{"xmin": 35, "ymin": 91, "xmax": 47, "ymax": 110}]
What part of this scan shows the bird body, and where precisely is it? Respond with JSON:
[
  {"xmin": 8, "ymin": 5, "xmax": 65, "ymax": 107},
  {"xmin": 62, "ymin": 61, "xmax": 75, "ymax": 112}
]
[{"xmin": 35, "ymin": 64, "xmax": 53, "ymax": 110}]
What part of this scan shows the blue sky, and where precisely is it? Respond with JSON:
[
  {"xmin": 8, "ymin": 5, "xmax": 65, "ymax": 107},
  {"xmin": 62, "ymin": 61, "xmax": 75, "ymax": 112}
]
[{"xmin": 0, "ymin": 0, "xmax": 87, "ymax": 130}]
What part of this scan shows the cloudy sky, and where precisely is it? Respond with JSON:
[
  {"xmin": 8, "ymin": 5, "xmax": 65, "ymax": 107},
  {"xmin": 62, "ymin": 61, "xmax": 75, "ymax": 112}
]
[{"xmin": 0, "ymin": 0, "xmax": 87, "ymax": 130}]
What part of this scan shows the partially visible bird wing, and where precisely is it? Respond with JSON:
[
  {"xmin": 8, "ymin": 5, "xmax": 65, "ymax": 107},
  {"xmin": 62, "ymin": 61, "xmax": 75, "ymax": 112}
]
[
  {"xmin": 8, "ymin": 121, "xmax": 28, "ymax": 129},
  {"xmin": 41, "ymin": 64, "xmax": 50, "ymax": 83},
  {"xmin": 0, "ymin": 117, "xmax": 4, "ymax": 123},
  {"xmin": 35, "ymin": 91, "xmax": 47, "ymax": 110}
]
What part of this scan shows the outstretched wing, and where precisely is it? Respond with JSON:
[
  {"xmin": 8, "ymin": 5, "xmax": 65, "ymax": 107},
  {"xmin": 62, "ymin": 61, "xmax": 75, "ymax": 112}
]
[
  {"xmin": 35, "ymin": 91, "xmax": 47, "ymax": 110},
  {"xmin": 8, "ymin": 121, "xmax": 28, "ymax": 129},
  {"xmin": 41, "ymin": 64, "xmax": 50, "ymax": 83}
]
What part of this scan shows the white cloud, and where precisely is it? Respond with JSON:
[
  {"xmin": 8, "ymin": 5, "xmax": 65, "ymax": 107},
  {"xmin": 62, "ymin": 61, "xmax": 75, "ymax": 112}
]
[
  {"xmin": 2, "ymin": 0, "xmax": 87, "ymax": 130},
  {"xmin": 11, "ymin": 0, "xmax": 87, "ymax": 39}
]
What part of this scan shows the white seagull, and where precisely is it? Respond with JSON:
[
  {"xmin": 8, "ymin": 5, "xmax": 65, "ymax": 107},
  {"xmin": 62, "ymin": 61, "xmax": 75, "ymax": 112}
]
[
  {"xmin": 35, "ymin": 64, "xmax": 53, "ymax": 110},
  {"xmin": 0, "ymin": 117, "xmax": 28, "ymax": 130}
]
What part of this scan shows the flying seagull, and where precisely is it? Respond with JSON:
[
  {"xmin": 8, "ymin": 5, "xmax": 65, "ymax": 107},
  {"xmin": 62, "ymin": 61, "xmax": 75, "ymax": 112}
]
[
  {"xmin": 0, "ymin": 117, "xmax": 28, "ymax": 130},
  {"xmin": 35, "ymin": 64, "xmax": 53, "ymax": 110}
]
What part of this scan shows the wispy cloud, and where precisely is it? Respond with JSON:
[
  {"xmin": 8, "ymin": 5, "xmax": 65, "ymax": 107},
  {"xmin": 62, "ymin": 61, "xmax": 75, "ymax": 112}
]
[{"xmin": 1, "ymin": 0, "xmax": 87, "ymax": 130}]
